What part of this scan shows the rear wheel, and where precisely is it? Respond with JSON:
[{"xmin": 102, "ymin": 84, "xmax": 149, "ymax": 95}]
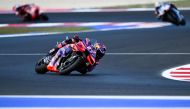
[{"xmin": 35, "ymin": 58, "xmax": 48, "ymax": 74}]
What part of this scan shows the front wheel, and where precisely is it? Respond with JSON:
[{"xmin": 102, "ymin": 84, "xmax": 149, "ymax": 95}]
[
  {"xmin": 23, "ymin": 13, "xmax": 32, "ymax": 21},
  {"xmin": 180, "ymin": 19, "xmax": 186, "ymax": 26},
  {"xmin": 79, "ymin": 70, "xmax": 87, "ymax": 75},
  {"xmin": 39, "ymin": 13, "xmax": 49, "ymax": 21},
  {"xmin": 167, "ymin": 11, "xmax": 178, "ymax": 25},
  {"xmin": 58, "ymin": 56, "xmax": 84, "ymax": 75}
]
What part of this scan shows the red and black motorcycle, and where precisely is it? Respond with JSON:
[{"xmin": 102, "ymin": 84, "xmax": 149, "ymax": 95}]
[
  {"xmin": 13, "ymin": 4, "xmax": 48, "ymax": 21},
  {"xmin": 35, "ymin": 40, "xmax": 96, "ymax": 75}
]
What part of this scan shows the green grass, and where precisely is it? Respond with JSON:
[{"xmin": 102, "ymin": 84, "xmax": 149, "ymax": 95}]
[
  {"xmin": 0, "ymin": 27, "xmax": 92, "ymax": 34},
  {"xmin": 171, "ymin": 0, "xmax": 190, "ymax": 8}
]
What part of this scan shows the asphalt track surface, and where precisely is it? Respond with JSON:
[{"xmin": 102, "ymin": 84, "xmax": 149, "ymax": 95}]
[{"xmin": 0, "ymin": 11, "xmax": 190, "ymax": 95}]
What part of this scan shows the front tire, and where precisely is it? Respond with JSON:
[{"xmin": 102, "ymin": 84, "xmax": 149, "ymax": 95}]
[
  {"xmin": 180, "ymin": 19, "xmax": 186, "ymax": 26},
  {"xmin": 79, "ymin": 70, "xmax": 87, "ymax": 75},
  {"xmin": 23, "ymin": 13, "xmax": 32, "ymax": 21},
  {"xmin": 39, "ymin": 13, "xmax": 49, "ymax": 21},
  {"xmin": 58, "ymin": 56, "xmax": 83, "ymax": 75}
]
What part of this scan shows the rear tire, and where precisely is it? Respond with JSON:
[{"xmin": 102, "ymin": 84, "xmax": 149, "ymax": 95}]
[{"xmin": 35, "ymin": 58, "xmax": 48, "ymax": 74}]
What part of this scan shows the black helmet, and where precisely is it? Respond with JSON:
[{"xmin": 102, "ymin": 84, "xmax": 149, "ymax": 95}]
[{"xmin": 73, "ymin": 35, "xmax": 80, "ymax": 42}]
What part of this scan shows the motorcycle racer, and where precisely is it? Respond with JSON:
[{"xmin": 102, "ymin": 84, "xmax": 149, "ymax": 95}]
[
  {"xmin": 154, "ymin": 2, "xmax": 177, "ymax": 20},
  {"xmin": 13, "ymin": 4, "xmax": 40, "ymax": 20},
  {"xmin": 47, "ymin": 36, "xmax": 106, "ymax": 73}
]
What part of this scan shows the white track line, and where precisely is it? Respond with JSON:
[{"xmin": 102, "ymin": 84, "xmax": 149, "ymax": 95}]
[
  {"xmin": 106, "ymin": 53, "xmax": 190, "ymax": 55},
  {"xmin": 1, "ymin": 95, "xmax": 190, "ymax": 99},
  {"xmin": 1, "ymin": 106, "xmax": 189, "ymax": 109},
  {"xmin": 0, "ymin": 32, "xmax": 62, "ymax": 38}
]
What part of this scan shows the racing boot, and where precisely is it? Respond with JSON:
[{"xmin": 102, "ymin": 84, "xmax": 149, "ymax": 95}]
[
  {"xmin": 47, "ymin": 64, "xmax": 58, "ymax": 72},
  {"xmin": 47, "ymin": 53, "xmax": 59, "ymax": 72}
]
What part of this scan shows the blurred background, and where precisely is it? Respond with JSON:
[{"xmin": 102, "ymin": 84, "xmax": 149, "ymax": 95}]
[{"xmin": 0, "ymin": 0, "xmax": 189, "ymax": 10}]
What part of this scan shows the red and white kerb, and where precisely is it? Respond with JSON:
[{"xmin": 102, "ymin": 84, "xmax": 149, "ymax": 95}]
[{"xmin": 162, "ymin": 64, "xmax": 190, "ymax": 82}]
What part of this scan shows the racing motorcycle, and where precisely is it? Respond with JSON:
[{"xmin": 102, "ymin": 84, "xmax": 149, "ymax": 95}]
[
  {"xmin": 13, "ymin": 4, "xmax": 49, "ymax": 21},
  {"xmin": 158, "ymin": 4, "xmax": 186, "ymax": 25},
  {"xmin": 35, "ymin": 40, "xmax": 96, "ymax": 75}
]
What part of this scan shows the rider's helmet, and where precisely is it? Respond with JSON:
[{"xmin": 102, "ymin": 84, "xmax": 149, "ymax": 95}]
[
  {"xmin": 13, "ymin": 4, "xmax": 23, "ymax": 11},
  {"xmin": 155, "ymin": 1, "xmax": 163, "ymax": 8},
  {"xmin": 73, "ymin": 35, "xmax": 80, "ymax": 42},
  {"xmin": 94, "ymin": 43, "xmax": 106, "ymax": 60}
]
